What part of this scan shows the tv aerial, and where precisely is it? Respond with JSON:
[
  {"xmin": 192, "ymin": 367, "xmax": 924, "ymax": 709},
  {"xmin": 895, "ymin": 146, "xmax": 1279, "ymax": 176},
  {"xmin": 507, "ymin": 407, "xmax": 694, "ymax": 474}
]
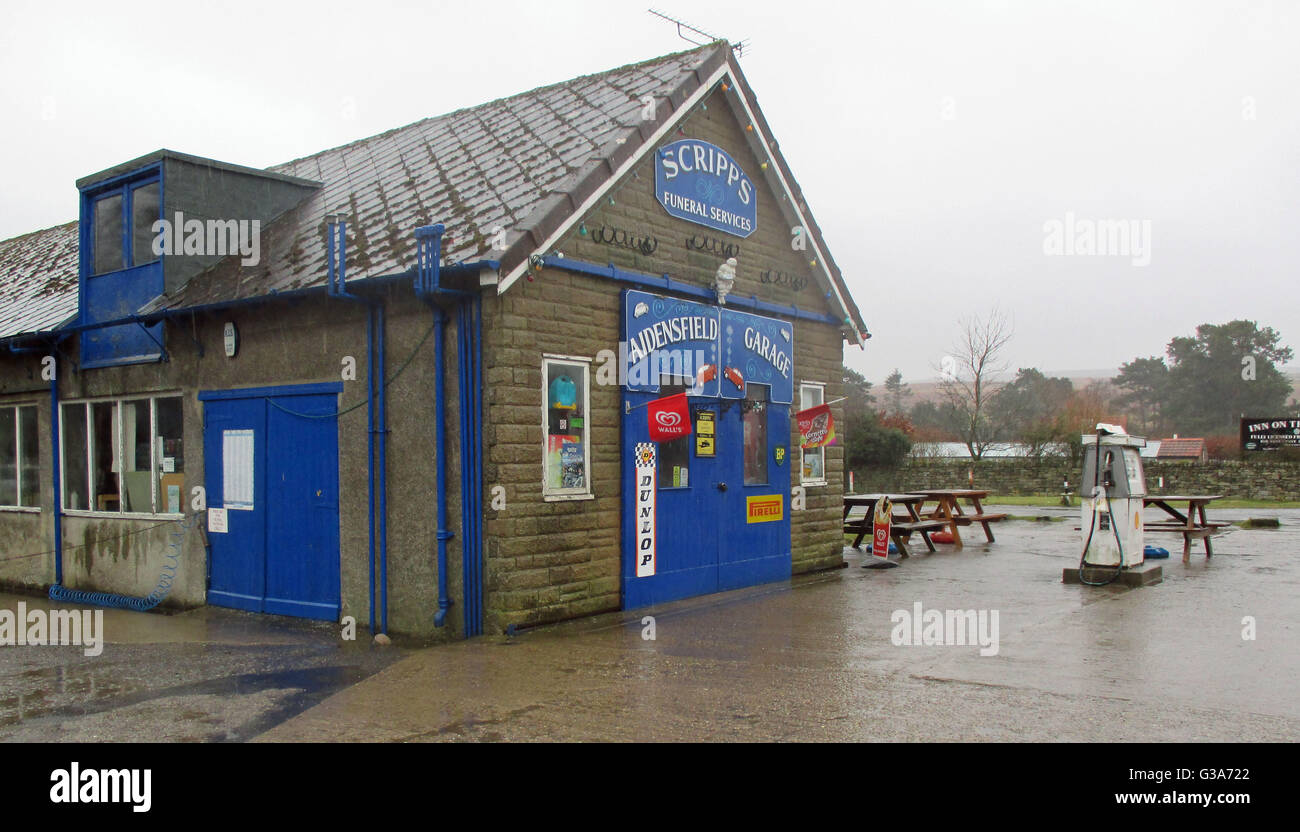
[{"xmin": 647, "ymin": 9, "xmax": 750, "ymax": 56}]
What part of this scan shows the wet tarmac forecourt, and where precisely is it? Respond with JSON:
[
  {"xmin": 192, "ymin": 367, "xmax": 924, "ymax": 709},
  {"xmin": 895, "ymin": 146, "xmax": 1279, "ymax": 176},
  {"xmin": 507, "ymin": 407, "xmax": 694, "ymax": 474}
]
[{"xmin": 2, "ymin": 505, "xmax": 1296, "ymax": 742}]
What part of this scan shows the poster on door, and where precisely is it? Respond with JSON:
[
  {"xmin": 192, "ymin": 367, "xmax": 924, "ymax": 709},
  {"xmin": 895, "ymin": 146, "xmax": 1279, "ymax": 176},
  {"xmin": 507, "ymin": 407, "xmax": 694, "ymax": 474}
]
[{"xmin": 634, "ymin": 443, "xmax": 657, "ymax": 577}]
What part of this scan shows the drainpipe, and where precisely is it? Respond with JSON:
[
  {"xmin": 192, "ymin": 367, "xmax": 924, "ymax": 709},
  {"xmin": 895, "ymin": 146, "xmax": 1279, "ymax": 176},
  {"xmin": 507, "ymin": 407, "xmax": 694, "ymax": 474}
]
[
  {"xmin": 49, "ymin": 361, "xmax": 61, "ymax": 585},
  {"xmin": 470, "ymin": 293, "xmax": 483, "ymax": 635},
  {"xmin": 376, "ymin": 301, "xmax": 389, "ymax": 635},
  {"xmin": 459, "ymin": 296, "xmax": 485, "ymax": 637},
  {"xmin": 327, "ymin": 214, "xmax": 384, "ymax": 635},
  {"xmin": 457, "ymin": 302, "xmax": 471, "ymax": 631},
  {"xmin": 414, "ymin": 225, "xmax": 456, "ymax": 627},
  {"xmin": 433, "ymin": 307, "xmax": 452, "ymax": 626}
]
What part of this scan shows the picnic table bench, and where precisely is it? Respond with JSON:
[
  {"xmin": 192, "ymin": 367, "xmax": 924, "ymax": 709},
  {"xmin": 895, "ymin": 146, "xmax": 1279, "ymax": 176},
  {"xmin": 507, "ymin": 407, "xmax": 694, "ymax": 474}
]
[
  {"xmin": 912, "ymin": 489, "xmax": 1008, "ymax": 548},
  {"xmin": 1143, "ymin": 495, "xmax": 1227, "ymax": 561},
  {"xmin": 843, "ymin": 493, "xmax": 947, "ymax": 557}
]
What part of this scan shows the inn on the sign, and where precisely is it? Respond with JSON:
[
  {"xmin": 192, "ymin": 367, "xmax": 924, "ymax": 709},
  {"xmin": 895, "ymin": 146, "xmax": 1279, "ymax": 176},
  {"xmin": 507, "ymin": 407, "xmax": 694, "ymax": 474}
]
[{"xmin": 0, "ymin": 42, "xmax": 869, "ymax": 638}]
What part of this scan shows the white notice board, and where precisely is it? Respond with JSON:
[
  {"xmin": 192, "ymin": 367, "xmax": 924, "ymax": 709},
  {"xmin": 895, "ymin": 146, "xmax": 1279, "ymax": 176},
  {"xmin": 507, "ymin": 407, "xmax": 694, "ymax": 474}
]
[{"xmin": 222, "ymin": 429, "xmax": 255, "ymax": 510}]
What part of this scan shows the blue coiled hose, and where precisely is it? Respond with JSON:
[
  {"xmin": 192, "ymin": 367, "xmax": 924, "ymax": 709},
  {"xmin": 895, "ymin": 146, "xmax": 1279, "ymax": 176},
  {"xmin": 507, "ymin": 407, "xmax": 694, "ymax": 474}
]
[{"xmin": 48, "ymin": 512, "xmax": 198, "ymax": 611}]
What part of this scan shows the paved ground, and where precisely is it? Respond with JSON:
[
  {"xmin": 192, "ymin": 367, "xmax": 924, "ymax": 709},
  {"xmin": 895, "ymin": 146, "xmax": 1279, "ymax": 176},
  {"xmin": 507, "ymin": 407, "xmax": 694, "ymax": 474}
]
[
  {"xmin": 3, "ymin": 505, "xmax": 1297, "ymax": 741},
  {"xmin": 0, "ymin": 598, "xmax": 402, "ymax": 742}
]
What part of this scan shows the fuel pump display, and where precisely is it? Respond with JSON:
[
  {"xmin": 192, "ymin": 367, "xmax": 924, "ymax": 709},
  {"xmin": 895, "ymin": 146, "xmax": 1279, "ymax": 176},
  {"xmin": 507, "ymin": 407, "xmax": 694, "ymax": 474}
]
[{"xmin": 1076, "ymin": 424, "xmax": 1149, "ymax": 585}]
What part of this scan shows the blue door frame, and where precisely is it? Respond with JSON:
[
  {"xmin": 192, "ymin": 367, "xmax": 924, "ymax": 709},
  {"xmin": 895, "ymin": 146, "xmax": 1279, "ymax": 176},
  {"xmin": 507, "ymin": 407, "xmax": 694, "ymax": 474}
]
[
  {"xmin": 200, "ymin": 383, "xmax": 342, "ymax": 621},
  {"xmin": 618, "ymin": 284, "xmax": 795, "ymax": 610}
]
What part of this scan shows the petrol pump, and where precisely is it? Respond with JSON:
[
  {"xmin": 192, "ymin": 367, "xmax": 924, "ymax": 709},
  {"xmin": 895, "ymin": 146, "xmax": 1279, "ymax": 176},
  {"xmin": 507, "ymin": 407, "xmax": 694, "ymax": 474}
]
[{"xmin": 1074, "ymin": 424, "xmax": 1150, "ymax": 585}]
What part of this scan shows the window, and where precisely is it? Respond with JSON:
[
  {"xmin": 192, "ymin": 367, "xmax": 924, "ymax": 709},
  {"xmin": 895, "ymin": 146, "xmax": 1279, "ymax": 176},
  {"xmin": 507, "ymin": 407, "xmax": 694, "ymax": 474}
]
[
  {"xmin": 0, "ymin": 405, "xmax": 40, "ymax": 509},
  {"xmin": 542, "ymin": 356, "xmax": 592, "ymax": 500},
  {"xmin": 89, "ymin": 176, "xmax": 160, "ymax": 276},
  {"xmin": 800, "ymin": 382, "xmax": 826, "ymax": 485},
  {"xmin": 657, "ymin": 375, "xmax": 691, "ymax": 489},
  {"xmin": 131, "ymin": 182, "xmax": 161, "ymax": 267},
  {"xmin": 742, "ymin": 384, "xmax": 769, "ymax": 486},
  {"xmin": 60, "ymin": 396, "xmax": 184, "ymax": 515},
  {"xmin": 92, "ymin": 193, "xmax": 124, "ymax": 275}
]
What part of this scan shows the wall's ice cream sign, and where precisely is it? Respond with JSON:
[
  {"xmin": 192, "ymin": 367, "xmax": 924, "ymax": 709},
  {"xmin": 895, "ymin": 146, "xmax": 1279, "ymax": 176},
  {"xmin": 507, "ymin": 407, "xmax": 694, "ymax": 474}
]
[{"xmin": 655, "ymin": 139, "xmax": 757, "ymax": 238}]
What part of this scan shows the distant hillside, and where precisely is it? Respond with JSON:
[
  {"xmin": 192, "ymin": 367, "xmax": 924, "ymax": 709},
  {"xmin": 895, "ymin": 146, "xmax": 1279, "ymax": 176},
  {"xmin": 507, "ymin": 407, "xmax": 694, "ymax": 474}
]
[{"xmin": 876, "ymin": 368, "xmax": 1300, "ymax": 408}]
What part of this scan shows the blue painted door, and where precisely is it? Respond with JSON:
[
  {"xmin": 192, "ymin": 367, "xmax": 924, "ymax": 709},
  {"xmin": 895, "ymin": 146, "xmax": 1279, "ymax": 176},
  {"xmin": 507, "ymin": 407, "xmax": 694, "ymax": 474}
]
[
  {"xmin": 621, "ymin": 388, "xmax": 790, "ymax": 608},
  {"xmin": 202, "ymin": 387, "xmax": 341, "ymax": 621},
  {"xmin": 719, "ymin": 389, "xmax": 791, "ymax": 590}
]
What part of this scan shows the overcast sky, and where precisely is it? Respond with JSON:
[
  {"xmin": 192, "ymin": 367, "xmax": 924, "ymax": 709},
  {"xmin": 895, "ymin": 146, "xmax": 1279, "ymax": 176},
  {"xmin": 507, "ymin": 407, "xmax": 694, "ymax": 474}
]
[{"xmin": 2, "ymin": 0, "xmax": 1296, "ymax": 384}]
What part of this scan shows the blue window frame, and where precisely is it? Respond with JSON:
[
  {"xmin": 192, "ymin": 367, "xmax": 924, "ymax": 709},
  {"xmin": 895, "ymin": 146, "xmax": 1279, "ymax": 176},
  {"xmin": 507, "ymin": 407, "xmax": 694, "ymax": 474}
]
[
  {"xmin": 88, "ymin": 176, "xmax": 161, "ymax": 274},
  {"xmin": 78, "ymin": 165, "xmax": 165, "ymax": 368}
]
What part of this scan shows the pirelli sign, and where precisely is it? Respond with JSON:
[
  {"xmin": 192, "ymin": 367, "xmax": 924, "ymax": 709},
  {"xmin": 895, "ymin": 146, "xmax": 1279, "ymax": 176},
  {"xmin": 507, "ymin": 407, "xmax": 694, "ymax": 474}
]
[{"xmin": 746, "ymin": 494, "xmax": 784, "ymax": 524}]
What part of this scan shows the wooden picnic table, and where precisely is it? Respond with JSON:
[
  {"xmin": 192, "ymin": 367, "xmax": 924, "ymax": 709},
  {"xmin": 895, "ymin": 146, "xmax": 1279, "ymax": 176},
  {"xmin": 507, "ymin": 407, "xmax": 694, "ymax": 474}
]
[
  {"xmin": 1143, "ymin": 495, "xmax": 1229, "ymax": 561},
  {"xmin": 911, "ymin": 489, "xmax": 1008, "ymax": 548},
  {"xmin": 842, "ymin": 493, "xmax": 948, "ymax": 557}
]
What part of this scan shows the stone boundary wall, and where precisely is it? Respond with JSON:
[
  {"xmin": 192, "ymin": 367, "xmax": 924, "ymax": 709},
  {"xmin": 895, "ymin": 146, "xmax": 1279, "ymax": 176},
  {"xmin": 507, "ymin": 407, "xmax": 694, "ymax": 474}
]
[{"xmin": 850, "ymin": 458, "xmax": 1300, "ymax": 501}]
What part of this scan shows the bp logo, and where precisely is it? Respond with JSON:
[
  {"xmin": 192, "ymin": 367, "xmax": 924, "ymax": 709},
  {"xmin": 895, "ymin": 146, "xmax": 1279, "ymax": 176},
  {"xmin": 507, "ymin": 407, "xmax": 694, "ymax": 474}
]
[{"xmin": 774, "ymin": 445, "xmax": 786, "ymax": 465}]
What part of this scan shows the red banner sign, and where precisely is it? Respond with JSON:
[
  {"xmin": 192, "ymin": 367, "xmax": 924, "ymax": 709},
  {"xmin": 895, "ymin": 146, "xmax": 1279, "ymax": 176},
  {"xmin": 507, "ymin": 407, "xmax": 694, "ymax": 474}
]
[
  {"xmin": 795, "ymin": 403, "xmax": 836, "ymax": 448},
  {"xmin": 647, "ymin": 392, "xmax": 691, "ymax": 442}
]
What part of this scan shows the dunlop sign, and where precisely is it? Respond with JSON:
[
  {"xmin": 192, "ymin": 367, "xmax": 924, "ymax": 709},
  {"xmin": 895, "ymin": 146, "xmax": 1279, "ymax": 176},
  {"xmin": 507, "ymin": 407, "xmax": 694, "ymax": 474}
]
[{"xmin": 634, "ymin": 443, "xmax": 657, "ymax": 576}]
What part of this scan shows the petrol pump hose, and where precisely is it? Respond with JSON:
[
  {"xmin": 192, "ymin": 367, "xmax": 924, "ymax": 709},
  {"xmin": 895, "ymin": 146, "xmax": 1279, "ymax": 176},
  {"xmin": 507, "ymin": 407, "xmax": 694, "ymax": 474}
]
[{"xmin": 1078, "ymin": 435, "xmax": 1126, "ymax": 586}]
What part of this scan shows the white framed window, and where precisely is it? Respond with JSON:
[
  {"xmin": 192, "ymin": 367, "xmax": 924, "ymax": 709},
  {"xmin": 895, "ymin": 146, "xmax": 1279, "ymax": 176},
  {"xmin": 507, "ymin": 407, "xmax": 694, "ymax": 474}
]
[
  {"xmin": 0, "ymin": 404, "xmax": 40, "ymax": 510},
  {"xmin": 800, "ymin": 381, "xmax": 827, "ymax": 486},
  {"xmin": 542, "ymin": 355, "xmax": 593, "ymax": 501},
  {"xmin": 60, "ymin": 395, "xmax": 185, "ymax": 517}
]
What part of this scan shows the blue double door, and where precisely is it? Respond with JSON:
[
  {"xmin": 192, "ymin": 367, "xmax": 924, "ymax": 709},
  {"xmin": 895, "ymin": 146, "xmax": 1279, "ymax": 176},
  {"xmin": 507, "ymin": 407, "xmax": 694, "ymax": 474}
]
[
  {"xmin": 200, "ymin": 385, "xmax": 341, "ymax": 621},
  {"xmin": 622, "ymin": 388, "xmax": 791, "ymax": 609}
]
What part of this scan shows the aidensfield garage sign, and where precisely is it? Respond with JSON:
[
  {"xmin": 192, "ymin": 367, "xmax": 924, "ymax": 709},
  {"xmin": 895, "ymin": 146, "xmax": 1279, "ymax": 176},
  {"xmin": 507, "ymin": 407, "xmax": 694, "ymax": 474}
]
[{"xmin": 655, "ymin": 139, "xmax": 757, "ymax": 238}]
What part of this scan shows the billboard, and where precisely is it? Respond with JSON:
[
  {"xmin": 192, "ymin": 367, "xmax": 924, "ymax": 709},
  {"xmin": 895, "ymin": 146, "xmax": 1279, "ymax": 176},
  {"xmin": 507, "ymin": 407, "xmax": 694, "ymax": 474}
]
[{"xmin": 1240, "ymin": 417, "xmax": 1300, "ymax": 452}]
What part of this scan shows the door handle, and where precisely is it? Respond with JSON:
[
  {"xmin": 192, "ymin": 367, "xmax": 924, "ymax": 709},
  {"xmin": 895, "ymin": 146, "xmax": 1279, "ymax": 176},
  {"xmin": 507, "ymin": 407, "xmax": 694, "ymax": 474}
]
[{"xmin": 717, "ymin": 482, "xmax": 727, "ymax": 492}]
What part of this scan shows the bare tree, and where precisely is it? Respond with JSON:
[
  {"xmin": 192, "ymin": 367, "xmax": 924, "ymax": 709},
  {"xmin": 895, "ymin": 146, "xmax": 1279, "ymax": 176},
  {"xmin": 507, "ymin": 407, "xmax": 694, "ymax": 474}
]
[{"xmin": 936, "ymin": 308, "xmax": 1014, "ymax": 459}]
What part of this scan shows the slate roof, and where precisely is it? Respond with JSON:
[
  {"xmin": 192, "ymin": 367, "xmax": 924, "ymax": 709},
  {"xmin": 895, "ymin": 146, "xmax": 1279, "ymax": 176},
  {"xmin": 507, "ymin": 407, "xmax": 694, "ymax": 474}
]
[
  {"xmin": 0, "ymin": 222, "xmax": 78, "ymax": 339},
  {"xmin": 158, "ymin": 44, "xmax": 728, "ymax": 310},
  {"xmin": 1, "ymin": 42, "xmax": 868, "ymax": 340},
  {"xmin": 1156, "ymin": 438, "xmax": 1207, "ymax": 459}
]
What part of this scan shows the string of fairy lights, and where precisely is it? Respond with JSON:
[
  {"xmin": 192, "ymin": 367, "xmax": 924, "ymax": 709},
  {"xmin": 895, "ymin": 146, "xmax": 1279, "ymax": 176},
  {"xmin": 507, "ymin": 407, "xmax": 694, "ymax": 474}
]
[{"xmin": 530, "ymin": 76, "xmax": 869, "ymax": 344}]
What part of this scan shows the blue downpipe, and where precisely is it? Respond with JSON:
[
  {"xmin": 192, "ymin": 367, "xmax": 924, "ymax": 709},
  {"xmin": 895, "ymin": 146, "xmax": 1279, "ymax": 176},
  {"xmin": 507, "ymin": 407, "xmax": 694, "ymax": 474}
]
[
  {"xmin": 377, "ymin": 302, "xmax": 389, "ymax": 634},
  {"xmin": 49, "ymin": 356, "xmax": 62, "ymax": 585},
  {"xmin": 433, "ymin": 307, "xmax": 452, "ymax": 626},
  {"xmin": 470, "ymin": 296, "xmax": 484, "ymax": 636},
  {"xmin": 330, "ymin": 216, "xmax": 378, "ymax": 635},
  {"xmin": 366, "ymin": 304, "xmax": 377, "ymax": 635},
  {"xmin": 458, "ymin": 303, "xmax": 471, "ymax": 634}
]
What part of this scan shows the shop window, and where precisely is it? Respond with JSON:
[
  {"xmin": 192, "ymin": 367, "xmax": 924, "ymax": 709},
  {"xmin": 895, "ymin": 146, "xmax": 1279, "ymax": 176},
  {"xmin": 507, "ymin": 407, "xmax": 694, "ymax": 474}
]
[
  {"xmin": 91, "ymin": 402, "xmax": 118, "ymax": 511},
  {"xmin": 657, "ymin": 375, "xmax": 691, "ymax": 489},
  {"xmin": 0, "ymin": 405, "xmax": 40, "ymax": 509},
  {"xmin": 742, "ymin": 385, "xmax": 769, "ymax": 486},
  {"xmin": 800, "ymin": 382, "xmax": 826, "ymax": 485},
  {"xmin": 61, "ymin": 396, "xmax": 184, "ymax": 516},
  {"xmin": 61, "ymin": 404, "xmax": 89, "ymax": 511},
  {"xmin": 542, "ymin": 356, "xmax": 592, "ymax": 499}
]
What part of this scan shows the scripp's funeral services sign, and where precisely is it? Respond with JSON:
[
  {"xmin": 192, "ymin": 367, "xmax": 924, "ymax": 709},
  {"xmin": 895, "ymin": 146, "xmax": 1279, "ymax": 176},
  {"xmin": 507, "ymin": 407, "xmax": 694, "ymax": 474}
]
[{"xmin": 654, "ymin": 139, "xmax": 757, "ymax": 238}]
